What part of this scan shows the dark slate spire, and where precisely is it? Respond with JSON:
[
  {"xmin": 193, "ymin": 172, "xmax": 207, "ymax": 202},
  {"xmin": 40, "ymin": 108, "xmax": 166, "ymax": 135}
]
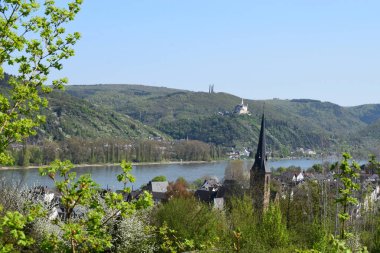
[{"xmin": 252, "ymin": 114, "xmax": 270, "ymax": 173}]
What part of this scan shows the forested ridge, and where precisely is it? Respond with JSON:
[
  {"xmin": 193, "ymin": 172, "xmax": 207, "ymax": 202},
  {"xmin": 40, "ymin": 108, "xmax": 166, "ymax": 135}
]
[
  {"xmin": 66, "ymin": 84, "xmax": 380, "ymax": 156},
  {"xmin": 3, "ymin": 77, "xmax": 380, "ymax": 164}
]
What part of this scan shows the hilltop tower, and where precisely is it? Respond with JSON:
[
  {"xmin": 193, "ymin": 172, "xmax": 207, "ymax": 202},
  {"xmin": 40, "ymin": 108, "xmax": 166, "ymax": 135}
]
[
  {"xmin": 209, "ymin": 84, "xmax": 215, "ymax": 93},
  {"xmin": 250, "ymin": 114, "xmax": 271, "ymax": 212}
]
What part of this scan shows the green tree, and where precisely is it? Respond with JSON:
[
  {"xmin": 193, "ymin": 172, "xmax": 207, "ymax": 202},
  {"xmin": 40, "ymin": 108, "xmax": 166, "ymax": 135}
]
[
  {"xmin": 0, "ymin": 0, "xmax": 82, "ymax": 165},
  {"xmin": 39, "ymin": 159, "xmax": 153, "ymax": 252},
  {"xmin": 330, "ymin": 153, "xmax": 360, "ymax": 240},
  {"xmin": 153, "ymin": 197, "xmax": 227, "ymax": 251},
  {"xmin": 228, "ymin": 195, "xmax": 261, "ymax": 252},
  {"xmin": 0, "ymin": 204, "xmax": 44, "ymax": 253},
  {"xmin": 368, "ymin": 154, "xmax": 380, "ymax": 175},
  {"xmin": 260, "ymin": 204, "xmax": 289, "ymax": 249},
  {"xmin": 0, "ymin": 2, "xmax": 82, "ymax": 250},
  {"xmin": 117, "ymin": 160, "xmax": 135, "ymax": 191},
  {"xmin": 21, "ymin": 144, "xmax": 31, "ymax": 167},
  {"xmin": 156, "ymin": 221, "xmax": 196, "ymax": 253}
]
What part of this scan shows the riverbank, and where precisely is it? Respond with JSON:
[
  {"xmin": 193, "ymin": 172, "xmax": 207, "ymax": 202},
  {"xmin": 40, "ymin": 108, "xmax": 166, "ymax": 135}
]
[
  {"xmin": 0, "ymin": 160, "xmax": 220, "ymax": 171},
  {"xmin": 1, "ymin": 156, "xmax": 366, "ymax": 171}
]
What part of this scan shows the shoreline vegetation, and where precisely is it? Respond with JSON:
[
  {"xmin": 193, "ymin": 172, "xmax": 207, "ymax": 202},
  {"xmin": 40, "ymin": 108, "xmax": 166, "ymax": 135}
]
[
  {"xmin": 0, "ymin": 155, "xmax": 368, "ymax": 171},
  {"xmin": 0, "ymin": 159, "xmax": 220, "ymax": 171},
  {"xmin": 0, "ymin": 156, "xmax": 334, "ymax": 171}
]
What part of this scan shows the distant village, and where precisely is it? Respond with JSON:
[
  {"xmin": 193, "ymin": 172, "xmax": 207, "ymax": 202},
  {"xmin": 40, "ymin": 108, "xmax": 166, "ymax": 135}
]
[{"xmin": 32, "ymin": 113, "xmax": 379, "ymax": 222}]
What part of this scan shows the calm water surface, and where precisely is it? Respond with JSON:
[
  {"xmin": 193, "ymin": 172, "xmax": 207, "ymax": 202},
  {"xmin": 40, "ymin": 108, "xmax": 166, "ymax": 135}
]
[{"xmin": 0, "ymin": 158, "xmax": 363, "ymax": 190}]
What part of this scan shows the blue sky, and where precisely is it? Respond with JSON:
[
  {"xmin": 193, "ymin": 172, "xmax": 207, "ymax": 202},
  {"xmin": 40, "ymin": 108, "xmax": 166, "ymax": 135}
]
[{"xmin": 42, "ymin": 1, "xmax": 380, "ymax": 106}]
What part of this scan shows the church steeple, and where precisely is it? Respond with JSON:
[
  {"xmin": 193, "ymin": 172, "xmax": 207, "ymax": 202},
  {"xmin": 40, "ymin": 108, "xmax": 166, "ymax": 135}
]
[
  {"xmin": 252, "ymin": 114, "xmax": 269, "ymax": 173},
  {"xmin": 250, "ymin": 113, "xmax": 271, "ymax": 212}
]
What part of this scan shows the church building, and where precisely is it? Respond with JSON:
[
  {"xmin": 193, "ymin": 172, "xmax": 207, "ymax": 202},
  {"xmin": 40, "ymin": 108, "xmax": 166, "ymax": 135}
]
[{"xmin": 250, "ymin": 114, "xmax": 271, "ymax": 212}]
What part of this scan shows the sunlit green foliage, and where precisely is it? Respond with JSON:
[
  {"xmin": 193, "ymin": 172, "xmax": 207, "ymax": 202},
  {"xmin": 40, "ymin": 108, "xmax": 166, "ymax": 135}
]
[
  {"xmin": 228, "ymin": 195, "xmax": 291, "ymax": 253},
  {"xmin": 39, "ymin": 159, "xmax": 153, "ymax": 252},
  {"xmin": 261, "ymin": 204, "xmax": 289, "ymax": 249},
  {"xmin": 331, "ymin": 153, "xmax": 360, "ymax": 239},
  {"xmin": 228, "ymin": 195, "xmax": 262, "ymax": 252},
  {"xmin": 153, "ymin": 197, "xmax": 228, "ymax": 251},
  {"xmin": 0, "ymin": 0, "xmax": 83, "ymax": 251},
  {"xmin": 117, "ymin": 160, "xmax": 135, "ymax": 191},
  {"xmin": 0, "ymin": 204, "xmax": 44, "ymax": 252},
  {"xmin": 156, "ymin": 221, "xmax": 196, "ymax": 253},
  {"xmin": 0, "ymin": 0, "xmax": 83, "ymax": 165}
]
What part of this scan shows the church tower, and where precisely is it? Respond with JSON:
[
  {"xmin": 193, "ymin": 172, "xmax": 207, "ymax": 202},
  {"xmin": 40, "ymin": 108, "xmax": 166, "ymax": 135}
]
[{"xmin": 250, "ymin": 114, "xmax": 271, "ymax": 212}]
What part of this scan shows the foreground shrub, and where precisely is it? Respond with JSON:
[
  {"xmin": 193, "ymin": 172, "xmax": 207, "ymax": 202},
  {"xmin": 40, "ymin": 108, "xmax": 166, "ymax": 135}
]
[
  {"xmin": 153, "ymin": 197, "xmax": 228, "ymax": 251},
  {"xmin": 261, "ymin": 204, "xmax": 289, "ymax": 249},
  {"xmin": 228, "ymin": 195, "xmax": 291, "ymax": 253},
  {"xmin": 111, "ymin": 210, "xmax": 157, "ymax": 253},
  {"xmin": 37, "ymin": 160, "xmax": 153, "ymax": 252}
]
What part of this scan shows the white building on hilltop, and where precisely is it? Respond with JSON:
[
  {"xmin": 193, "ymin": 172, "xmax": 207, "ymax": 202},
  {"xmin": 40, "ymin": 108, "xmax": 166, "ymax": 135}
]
[{"xmin": 234, "ymin": 98, "xmax": 250, "ymax": 115}]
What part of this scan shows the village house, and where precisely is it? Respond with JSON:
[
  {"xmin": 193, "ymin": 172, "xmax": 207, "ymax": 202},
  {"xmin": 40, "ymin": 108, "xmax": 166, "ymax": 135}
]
[
  {"xmin": 145, "ymin": 181, "xmax": 169, "ymax": 203},
  {"xmin": 194, "ymin": 178, "xmax": 224, "ymax": 209}
]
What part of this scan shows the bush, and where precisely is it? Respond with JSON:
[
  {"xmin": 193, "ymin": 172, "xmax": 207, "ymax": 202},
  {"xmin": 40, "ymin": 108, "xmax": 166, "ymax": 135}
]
[
  {"xmin": 228, "ymin": 195, "xmax": 263, "ymax": 252},
  {"xmin": 111, "ymin": 210, "xmax": 157, "ymax": 253},
  {"xmin": 261, "ymin": 204, "xmax": 289, "ymax": 249},
  {"xmin": 153, "ymin": 197, "xmax": 228, "ymax": 250}
]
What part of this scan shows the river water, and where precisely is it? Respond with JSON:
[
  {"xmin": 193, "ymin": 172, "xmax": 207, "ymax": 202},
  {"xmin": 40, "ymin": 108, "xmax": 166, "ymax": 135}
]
[{"xmin": 0, "ymin": 158, "xmax": 364, "ymax": 190}]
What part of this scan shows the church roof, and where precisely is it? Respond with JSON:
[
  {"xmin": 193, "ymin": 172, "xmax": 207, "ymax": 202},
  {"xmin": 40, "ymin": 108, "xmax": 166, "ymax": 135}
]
[{"xmin": 251, "ymin": 114, "xmax": 271, "ymax": 173}]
